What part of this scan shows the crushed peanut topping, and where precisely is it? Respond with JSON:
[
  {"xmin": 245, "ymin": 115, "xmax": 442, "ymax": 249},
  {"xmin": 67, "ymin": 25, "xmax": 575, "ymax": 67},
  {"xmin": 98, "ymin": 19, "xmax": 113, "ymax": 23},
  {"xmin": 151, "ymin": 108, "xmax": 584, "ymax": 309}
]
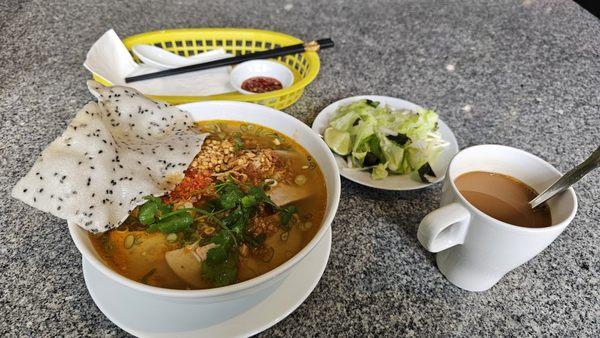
[
  {"xmin": 248, "ymin": 213, "xmax": 279, "ymax": 237},
  {"xmin": 190, "ymin": 137, "xmax": 284, "ymax": 185},
  {"xmin": 191, "ymin": 139, "xmax": 236, "ymax": 172}
]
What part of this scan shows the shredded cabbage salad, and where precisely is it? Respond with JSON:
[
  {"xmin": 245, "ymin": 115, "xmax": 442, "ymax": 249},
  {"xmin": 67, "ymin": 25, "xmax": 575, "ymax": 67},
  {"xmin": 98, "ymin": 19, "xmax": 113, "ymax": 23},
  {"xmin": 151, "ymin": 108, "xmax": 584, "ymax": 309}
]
[{"xmin": 323, "ymin": 99, "xmax": 448, "ymax": 181}]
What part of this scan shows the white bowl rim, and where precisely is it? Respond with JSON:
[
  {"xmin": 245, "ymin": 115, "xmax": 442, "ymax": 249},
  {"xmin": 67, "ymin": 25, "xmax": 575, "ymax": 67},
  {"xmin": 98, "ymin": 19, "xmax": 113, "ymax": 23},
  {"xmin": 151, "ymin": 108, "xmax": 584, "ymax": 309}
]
[
  {"xmin": 229, "ymin": 60, "xmax": 294, "ymax": 95},
  {"xmin": 69, "ymin": 100, "xmax": 341, "ymax": 299}
]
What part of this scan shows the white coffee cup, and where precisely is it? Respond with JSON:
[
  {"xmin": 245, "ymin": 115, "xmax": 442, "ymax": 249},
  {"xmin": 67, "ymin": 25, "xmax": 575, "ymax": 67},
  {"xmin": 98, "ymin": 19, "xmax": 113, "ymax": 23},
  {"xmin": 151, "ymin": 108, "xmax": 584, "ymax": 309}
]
[{"xmin": 417, "ymin": 145, "xmax": 577, "ymax": 292}]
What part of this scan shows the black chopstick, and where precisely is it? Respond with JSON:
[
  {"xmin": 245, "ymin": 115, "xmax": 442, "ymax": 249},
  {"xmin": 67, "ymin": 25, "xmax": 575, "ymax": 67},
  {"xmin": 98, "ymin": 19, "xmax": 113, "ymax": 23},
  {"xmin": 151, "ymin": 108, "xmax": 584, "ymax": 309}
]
[{"xmin": 125, "ymin": 38, "xmax": 334, "ymax": 83}]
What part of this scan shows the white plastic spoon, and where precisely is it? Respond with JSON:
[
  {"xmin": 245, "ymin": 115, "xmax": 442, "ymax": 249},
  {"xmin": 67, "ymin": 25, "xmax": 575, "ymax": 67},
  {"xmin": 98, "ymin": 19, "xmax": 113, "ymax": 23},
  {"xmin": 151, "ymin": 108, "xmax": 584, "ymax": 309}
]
[{"xmin": 131, "ymin": 45, "xmax": 230, "ymax": 70}]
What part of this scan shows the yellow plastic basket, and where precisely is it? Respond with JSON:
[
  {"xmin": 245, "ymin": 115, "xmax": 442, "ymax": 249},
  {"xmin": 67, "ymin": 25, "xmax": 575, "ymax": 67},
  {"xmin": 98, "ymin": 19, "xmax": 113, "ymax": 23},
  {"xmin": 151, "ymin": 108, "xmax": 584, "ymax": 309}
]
[{"xmin": 91, "ymin": 28, "xmax": 321, "ymax": 110}]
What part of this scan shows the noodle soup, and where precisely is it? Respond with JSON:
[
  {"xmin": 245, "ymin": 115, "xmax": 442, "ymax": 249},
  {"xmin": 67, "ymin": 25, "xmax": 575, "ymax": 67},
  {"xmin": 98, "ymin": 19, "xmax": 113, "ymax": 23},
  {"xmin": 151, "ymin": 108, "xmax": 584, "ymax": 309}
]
[{"xmin": 90, "ymin": 121, "xmax": 327, "ymax": 289}]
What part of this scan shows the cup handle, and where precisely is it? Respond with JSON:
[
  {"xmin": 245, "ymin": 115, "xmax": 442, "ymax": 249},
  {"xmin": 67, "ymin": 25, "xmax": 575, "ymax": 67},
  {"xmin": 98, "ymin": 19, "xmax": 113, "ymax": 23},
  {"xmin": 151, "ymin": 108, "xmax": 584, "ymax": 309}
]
[{"xmin": 417, "ymin": 203, "xmax": 471, "ymax": 253}]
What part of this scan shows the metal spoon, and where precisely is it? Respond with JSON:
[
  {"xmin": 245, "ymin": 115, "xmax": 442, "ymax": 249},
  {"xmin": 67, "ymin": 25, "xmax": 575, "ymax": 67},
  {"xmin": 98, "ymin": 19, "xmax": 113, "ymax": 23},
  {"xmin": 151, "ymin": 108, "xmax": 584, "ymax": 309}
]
[{"xmin": 530, "ymin": 146, "xmax": 600, "ymax": 208}]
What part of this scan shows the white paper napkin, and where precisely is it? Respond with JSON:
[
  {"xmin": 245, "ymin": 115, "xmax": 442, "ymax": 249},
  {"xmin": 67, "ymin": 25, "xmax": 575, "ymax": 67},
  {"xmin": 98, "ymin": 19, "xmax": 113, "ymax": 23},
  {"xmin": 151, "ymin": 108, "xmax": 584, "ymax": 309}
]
[{"xmin": 83, "ymin": 29, "xmax": 235, "ymax": 97}]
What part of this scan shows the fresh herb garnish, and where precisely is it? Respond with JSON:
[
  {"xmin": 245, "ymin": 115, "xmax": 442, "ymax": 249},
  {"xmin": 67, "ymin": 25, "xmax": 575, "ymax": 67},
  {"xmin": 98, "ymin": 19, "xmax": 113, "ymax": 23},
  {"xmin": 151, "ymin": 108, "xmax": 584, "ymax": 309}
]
[
  {"xmin": 140, "ymin": 268, "xmax": 156, "ymax": 284},
  {"xmin": 216, "ymin": 178, "xmax": 245, "ymax": 209},
  {"xmin": 365, "ymin": 99, "xmax": 380, "ymax": 108},
  {"xmin": 363, "ymin": 152, "xmax": 380, "ymax": 167},
  {"xmin": 279, "ymin": 205, "xmax": 298, "ymax": 231},
  {"xmin": 232, "ymin": 132, "xmax": 245, "ymax": 151},
  {"xmin": 138, "ymin": 195, "xmax": 173, "ymax": 225},
  {"xmin": 202, "ymin": 252, "xmax": 238, "ymax": 287},
  {"xmin": 139, "ymin": 177, "xmax": 297, "ymax": 288},
  {"xmin": 243, "ymin": 232, "xmax": 266, "ymax": 248},
  {"xmin": 199, "ymin": 177, "xmax": 297, "ymax": 287},
  {"xmin": 137, "ymin": 196, "xmax": 196, "ymax": 233},
  {"xmin": 417, "ymin": 162, "xmax": 436, "ymax": 183},
  {"xmin": 387, "ymin": 133, "xmax": 411, "ymax": 146},
  {"xmin": 138, "ymin": 202, "xmax": 158, "ymax": 225},
  {"xmin": 148, "ymin": 212, "xmax": 194, "ymax": 233}
]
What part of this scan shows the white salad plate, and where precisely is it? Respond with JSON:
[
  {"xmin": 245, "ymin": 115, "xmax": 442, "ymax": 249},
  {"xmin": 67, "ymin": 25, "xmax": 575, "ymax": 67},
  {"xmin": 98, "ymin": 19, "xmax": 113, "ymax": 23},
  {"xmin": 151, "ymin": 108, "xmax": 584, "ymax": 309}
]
[
  {"xmin": 312, "ymin": 95, "xmax": 459, "ymax": 190},
  {"xmin": 83, "ymin": 227, "xmax": 331, "ymax": 337}
]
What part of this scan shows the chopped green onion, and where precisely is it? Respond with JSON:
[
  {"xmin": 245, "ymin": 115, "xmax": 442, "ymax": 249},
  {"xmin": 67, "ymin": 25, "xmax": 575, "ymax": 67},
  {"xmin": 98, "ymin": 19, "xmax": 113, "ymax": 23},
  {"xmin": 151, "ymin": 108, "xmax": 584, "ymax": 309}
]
[
  {"xmin": 294, "ymin": 175, "xmax": 307, "ymax": 185},
  {"xmin": 166, "ymin": 233, "xmax": 178, "ymax": 243},
  {"xmin": 260, "ymin": 246, "xmax": 275, "ymax": 263},
  {"xmin": 201, "ymin": 226, "xmax": 216, "ymax": 236},
  {"xmin": 124, "ymin": 234, "xmax": 135, "ymax": 249},
  {"xmin": 300, "ymin": 221, "xmax": 313, "ymax": 231},
  {"xmin": 140, "ymin": 268, "xmax": 156, "ymax": 284}
]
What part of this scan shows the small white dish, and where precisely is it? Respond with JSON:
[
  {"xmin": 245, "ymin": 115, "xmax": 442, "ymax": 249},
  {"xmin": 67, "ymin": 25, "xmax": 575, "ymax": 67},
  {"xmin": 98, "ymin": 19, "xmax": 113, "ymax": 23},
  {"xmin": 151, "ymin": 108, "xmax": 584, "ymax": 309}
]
[
  {"xmin": 229, "ymin": 60, "xmax": 294, "ymax": 95},
  {"xmin": 131, "ymin": 45, "xmax": 232, "ymax": 70},
  {"xmin": 312, "ymin": 95, "xmax": 459, "ymax": 191},
  {"xmin": 83, "ymin": 227, "xmax": 331, "ymax": 337}
]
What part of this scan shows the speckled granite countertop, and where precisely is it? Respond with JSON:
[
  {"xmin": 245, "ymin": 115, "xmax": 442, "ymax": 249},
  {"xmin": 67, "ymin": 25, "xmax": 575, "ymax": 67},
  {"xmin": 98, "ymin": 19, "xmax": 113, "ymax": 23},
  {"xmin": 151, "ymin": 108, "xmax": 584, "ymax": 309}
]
[{"xmin": 1, "ymin": 0, "xmax": 599, "ymax": 336}]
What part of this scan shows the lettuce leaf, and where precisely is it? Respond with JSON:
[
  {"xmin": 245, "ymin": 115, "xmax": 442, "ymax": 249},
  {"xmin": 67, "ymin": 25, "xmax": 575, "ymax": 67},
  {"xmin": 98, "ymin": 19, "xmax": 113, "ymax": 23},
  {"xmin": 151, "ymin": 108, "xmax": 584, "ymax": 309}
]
[
  {"xmin": 372, "ymin": 163, "xmax": 389, "ymax": 179},
  {"xmin": 323, "ymin": 100, "xmax": 447, "ymax": 182}
]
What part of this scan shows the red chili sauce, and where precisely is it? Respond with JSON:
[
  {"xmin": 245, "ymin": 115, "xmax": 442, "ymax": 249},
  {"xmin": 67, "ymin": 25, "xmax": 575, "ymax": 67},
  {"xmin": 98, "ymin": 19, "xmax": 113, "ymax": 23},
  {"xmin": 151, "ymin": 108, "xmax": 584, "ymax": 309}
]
[{"xmin": 241, "ymin": 76, "xmax": 283, "ymax": 93}]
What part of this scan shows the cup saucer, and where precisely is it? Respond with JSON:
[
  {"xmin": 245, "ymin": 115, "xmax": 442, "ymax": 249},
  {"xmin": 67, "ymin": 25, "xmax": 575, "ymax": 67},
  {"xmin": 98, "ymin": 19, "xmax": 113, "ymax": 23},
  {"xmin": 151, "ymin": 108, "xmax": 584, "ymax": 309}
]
[{"xmin": 82, "ymin": 227, "xmax": 332, "ymax": 337}]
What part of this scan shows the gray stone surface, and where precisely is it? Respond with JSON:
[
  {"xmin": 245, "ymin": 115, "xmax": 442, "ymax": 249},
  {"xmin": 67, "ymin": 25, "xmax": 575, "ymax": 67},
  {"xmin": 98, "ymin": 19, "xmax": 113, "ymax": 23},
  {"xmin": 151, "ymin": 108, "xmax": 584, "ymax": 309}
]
[{"xmin": 1, "ymin": 0, "xmax": 599, "ymax": 336}]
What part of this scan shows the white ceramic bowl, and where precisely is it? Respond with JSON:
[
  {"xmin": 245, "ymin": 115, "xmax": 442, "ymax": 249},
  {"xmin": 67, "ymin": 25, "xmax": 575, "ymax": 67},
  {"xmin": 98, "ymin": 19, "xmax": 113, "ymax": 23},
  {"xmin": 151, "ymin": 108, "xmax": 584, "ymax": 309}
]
[
  {"xmin": 229, "ymin": 60, "xmax": 294, "ymax": 95},
  {"xmin": 68, "ymin": 101, "xmax": 341, "ymax": 303}
]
